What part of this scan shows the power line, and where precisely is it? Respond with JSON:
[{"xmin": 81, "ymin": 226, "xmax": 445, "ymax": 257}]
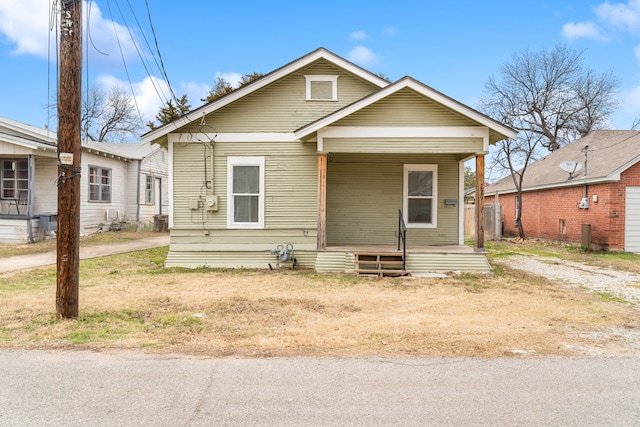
[{"xmin": 141, "ymin": 0, "xmax": 179, "ymax": 104}]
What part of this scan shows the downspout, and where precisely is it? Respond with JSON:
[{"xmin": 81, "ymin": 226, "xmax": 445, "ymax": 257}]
[
  {"xmin": 583, "ymin": 145, "xmax": 589, "ymax": 200},
  {"xmin": 136, "ymin": 159, "xmax": 141, "ymax": 226},
  {"xmin": 26, "ymin": 155, "xmax": 35, "ymax": 243}
]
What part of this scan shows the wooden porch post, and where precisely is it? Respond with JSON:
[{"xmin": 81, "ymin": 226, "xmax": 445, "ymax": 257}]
[
  {"xmin": 317, "ymin": 154, "xmax": 327, "ymax": 250},
  {"xmin": 475, "ymin": 154, "xmax": 485, "ymax": 251}
]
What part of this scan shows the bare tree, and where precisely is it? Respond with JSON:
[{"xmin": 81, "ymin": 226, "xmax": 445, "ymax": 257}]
[
  {"xmin": 82, "ymin": 86, "xmax": 144, "ymax": 142},
  {"xmin": 480, "ymin": 44, "xmax": 620, "ymax": 238}
]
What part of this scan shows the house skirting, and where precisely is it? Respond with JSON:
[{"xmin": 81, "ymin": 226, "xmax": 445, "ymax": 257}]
[
  {"xmin": 316, "ymin": 245, "xmax": 491, "ymax": 274},
  {"xmin": 164, "ymin": 245, "xmax": 491, "ymax": 273}
]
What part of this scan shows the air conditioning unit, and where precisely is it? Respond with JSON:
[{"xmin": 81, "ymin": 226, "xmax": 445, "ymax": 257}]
[{"xmin": 578, "ymin": 197, "xmax": 589, "ymax": 209}]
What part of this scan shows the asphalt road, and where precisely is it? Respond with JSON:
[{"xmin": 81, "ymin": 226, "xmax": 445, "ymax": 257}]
[{"xmin": 1, "ymin": 350, "xmax": 638, "ymax": 426}]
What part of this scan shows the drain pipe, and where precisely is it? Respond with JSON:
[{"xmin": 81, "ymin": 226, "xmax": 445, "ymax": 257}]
[
  {"xmin": 583, "ymin": 145, "xmax": 589, "ymax": 200},
  {"xmin": 135, "ymin": 159, "xmax": 141, "ymax": 227},
  {"xmin": 26, "ymin": 154, "xmax": 35, "ymax": 243}
]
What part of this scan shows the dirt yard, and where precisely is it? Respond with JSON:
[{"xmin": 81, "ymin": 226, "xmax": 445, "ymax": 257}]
[{"xmin": 1, "ymin": 242, "xmax": 638, "ymax": 358}]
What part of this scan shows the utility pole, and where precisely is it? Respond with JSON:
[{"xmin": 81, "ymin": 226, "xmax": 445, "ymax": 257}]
[{"xmin": 56, "ymin": 0, "xmax": 82, "ymax": 319}]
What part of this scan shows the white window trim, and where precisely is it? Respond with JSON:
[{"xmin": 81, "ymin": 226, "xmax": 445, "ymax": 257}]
[
  {"xmin": 304, "ymin": 75, "xmax": 338, "ymax": 101},
  {"xmin": 144, "ymin": 175, "xmax": 154, "ymax": 205},
  {"xmin": 227, "ymin": 156, "xmax": 265, "ymax": 229},
  {"xmin": 88, "ymin": 165, "xmax": 112, "ymax": 203},
  {"xmin": 403, "ymin": 164, "xmax": 438, "ymax": 229}
]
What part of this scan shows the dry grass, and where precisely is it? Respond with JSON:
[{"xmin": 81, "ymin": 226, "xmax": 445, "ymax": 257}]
[
  {"xmin": 486, "ymin": 237, "xmax": 640, "ymax": 274},
  {"xmin": 1, "ymin": 242, "xmax": 638, "ymax": 358},
  {"xmin": 0, "ymin": 227, "xmax": 160, "ymax": 258}
]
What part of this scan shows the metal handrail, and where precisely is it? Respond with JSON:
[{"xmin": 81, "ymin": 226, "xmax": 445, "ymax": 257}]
[{"xmin": 397, "ymin": 209, "xmax": 407, "ymax": 270}]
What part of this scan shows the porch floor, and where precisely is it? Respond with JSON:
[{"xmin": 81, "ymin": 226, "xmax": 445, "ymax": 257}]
[{"xmin": 322, "ymin": 244, "xmax": 476, "ymax": 254}]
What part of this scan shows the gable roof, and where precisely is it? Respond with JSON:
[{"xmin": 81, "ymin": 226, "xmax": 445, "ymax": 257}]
[
  {"xmin": 0, "ymin": 116, "xmax": 158, "ymax": 161},
  {"xmin": 141, "ymin": 47, "xmax": 391, "ymax": 143},
  {"xmin": 294, "ymin": 76, "xmax": 516, "ymax": 144},
  {"xmin": 487, "ymin": 130, "xmax": 640, "ymax": 194}
]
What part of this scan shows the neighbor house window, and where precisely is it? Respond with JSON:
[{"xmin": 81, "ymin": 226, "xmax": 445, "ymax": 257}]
[
  {"xmin": 144, "ymin": 175, "xmax": 154, "ymax": 205},
  {"xmin": 304, "ymin": 75, "xmax": 338, "ymax": 101},
  {"xmin": 403, "ymin": 164, "xmax": 438, "ymax": 228},
  {"xmin": 89, "ymin": 166, "xmax": 111, "ymax": 202},
  {"xmin": 1, "ymin": 159, "xmax": 28, "ymax": 199},
  {"xmin": 227, "ymin": 156, "xmax": 264, "ymax": 229}
]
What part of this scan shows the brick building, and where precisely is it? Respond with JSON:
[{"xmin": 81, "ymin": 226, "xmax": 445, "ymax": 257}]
[{"xmin": 485, "ymin": 130, "xmax": 640, "ymax": 252}]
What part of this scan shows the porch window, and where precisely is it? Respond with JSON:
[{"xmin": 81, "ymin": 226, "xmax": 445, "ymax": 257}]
[
  {"xmin": 403, "ymin": 164, "xmax": 438, "ymax": 228},
  {"xmin": 144, "ymin": 175, "xmax": 154, "ymax": 205},
  {"xmin": 89, "ymin": 166, "xmax": 111, "ymax": 202},
  {"xmin": 304, "ymin": 75, "xmax": 338, "ymax": 101},
  {"xmin": 1, "ymin": 159, "xmax": 28, "ymax": 199},
  {"xmin": 227, "ymin": 156, "xmax": 264, "ymax": 229}
]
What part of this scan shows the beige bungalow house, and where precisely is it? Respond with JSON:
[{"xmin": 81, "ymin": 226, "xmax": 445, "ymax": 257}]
[
  {"xmin": 142, "ymin": 48, "xmax": 515, "ymax": 275},
  {"xmin": 0, "ymin": 117, "xmax": 168, "ymax": 243}
]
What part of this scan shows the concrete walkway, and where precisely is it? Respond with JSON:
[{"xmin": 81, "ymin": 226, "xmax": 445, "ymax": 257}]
[{"xmin": 0, "ymin": 234, "xmax": 170, "ymax": 274}]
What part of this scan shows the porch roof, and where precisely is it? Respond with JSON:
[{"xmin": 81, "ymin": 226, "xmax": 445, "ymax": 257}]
[
  {"xmin": 0, "ymin": 131, "xmax": 56, "ymax": 153},
  {"xmin": 294, "ymin": 77, "xmax": 517, "ymax": 145}
]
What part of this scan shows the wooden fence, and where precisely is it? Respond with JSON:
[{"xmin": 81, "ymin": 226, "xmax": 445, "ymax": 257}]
[{"xmin": 464, "ymin": 204, "xmax": 501, "ymax": 240}]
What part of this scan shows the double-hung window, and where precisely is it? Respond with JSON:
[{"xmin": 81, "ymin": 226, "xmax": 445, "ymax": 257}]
[
  {"xmin": 89, "ymin": 166, "xmax": 111, "ymax": 202},
  {"xmin": 1, "ymin": 159, "xmax": 28, "ymax": 199},
  {"xmin": 227, "ymin": 156, "xmax": 264, "ymax": 229},
  {"xmin": 144, "ymin": 175, "xmax": 154, "ymax": 205},
  {"xmin": 403, "ymin": 164, "xmax": 437, "ymax": 228}
]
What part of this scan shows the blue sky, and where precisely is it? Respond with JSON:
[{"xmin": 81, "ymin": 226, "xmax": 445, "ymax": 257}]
[{"xmin": 1, "ymin": 0, "xmax": 640, "ymax": 132}]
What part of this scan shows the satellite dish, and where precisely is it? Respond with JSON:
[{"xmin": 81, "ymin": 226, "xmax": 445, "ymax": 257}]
[{"xmin": 559, "ymin": 160, "xmax": 582, "ymax": 178}]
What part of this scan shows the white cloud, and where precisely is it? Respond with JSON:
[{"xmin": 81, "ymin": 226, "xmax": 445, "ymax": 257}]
[
  {"xmin": 347, "ymin": 46, "xmax": 379, "ymax": 66},
  {"xmin": 95, "ymin": 74, "xmax": 170, "ymax": 122},
  {"xmin": 382, "ymin": 26, "xmax": 396, "ymax": 36},
  {"xmin": 0, "ymin": 0, "xmax": 52, "ymax": 57},
  {"xmin": 626, "ymin": 85, "xmax": 640, "ymax": 108},
  {"xmin": 635, "ymin": 44, "xmax": 640, "ymax": 61},
  {"xmin": 595, "ymin": 0, "xmax": 640, "ymax": 32},
  {"xmin": 0, "ymin": 0, "xmax": 138, "ymax": 64},
  {"xmin": 349, "ymin": 30, "xmax": 367, "ymax": 41},
  {"xmin": 215, "ymin": 72, "xmax": 243, "ymax": 88},
  {"xmin": 618, "ymin": 85, "xmax": 640, "ymax": 128},
  {"xmin": 180, "ymin": 80, "xmax": 210, "ymax": 105},
  {"xmin": 562, "ymin": 21, "xmax": 604, "ymax": 39},
  {"xmin": 84, "ymin": 1, "xmax": 139, "ymax": 63}
]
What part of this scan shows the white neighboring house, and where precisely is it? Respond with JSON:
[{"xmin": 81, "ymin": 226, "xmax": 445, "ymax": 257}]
[{"xmin": 0, "ymin": 117, "xmax": 168, "ymax": 243}]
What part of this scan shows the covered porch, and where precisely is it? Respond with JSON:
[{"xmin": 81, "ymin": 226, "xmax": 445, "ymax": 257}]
[
  {"xmin": 291, "ymin": 78, "xmax": 515, "ymax": 275},
  {"xmin": 312, "ymin": 149, "xmax": 490, "ymax": 275},
  {"xmin": 0, "ymin": 155, "xmax": 57, "ymax": 243}
]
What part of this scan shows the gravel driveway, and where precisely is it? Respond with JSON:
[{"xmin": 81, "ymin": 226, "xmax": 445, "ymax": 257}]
[
  {"xmin": 496, "ymin": 255, "xmax": 640, "ymax": 307},
  {"xmin": 494, "ymin": 254, "xmax": 640, "ymax": 355}
]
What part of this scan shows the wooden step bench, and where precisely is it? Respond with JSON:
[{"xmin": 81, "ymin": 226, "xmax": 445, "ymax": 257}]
[{"xmin": 354, "ymin": 253, "xmax": 410, "ymax": 277}]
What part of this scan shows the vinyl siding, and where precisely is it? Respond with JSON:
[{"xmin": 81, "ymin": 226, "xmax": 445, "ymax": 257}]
[
  {"xmin": 137, "ymin": 147, "xmax": 169, "ymax": 223},
  {"xmin": 0, "ymin": 218, "xmax": 37, "ymax": 243},
  {"xmin": 314, "ymin": 251, "xmax": 490, "ymax": 273},
  {"xmin": 326, "ymin": 153, "xmax": 460, "ymax": 246},
  {"xmin": 333, "ymin": 88, "xmax": 481, "ymax": 127},
  {"xmin": 31, "ymin": 157, "xmax": 58, "ymax": 214},
  {"xmin": 79, "ymin": 152, "xmax": 131, "ymax": 233},
  {"xmin": 177, "ymin": 60, "xmax": 381, "ymax": 134},
  {"xmin": 170, "ymin": 140, "xmax": 318, "ymax": 250}
]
